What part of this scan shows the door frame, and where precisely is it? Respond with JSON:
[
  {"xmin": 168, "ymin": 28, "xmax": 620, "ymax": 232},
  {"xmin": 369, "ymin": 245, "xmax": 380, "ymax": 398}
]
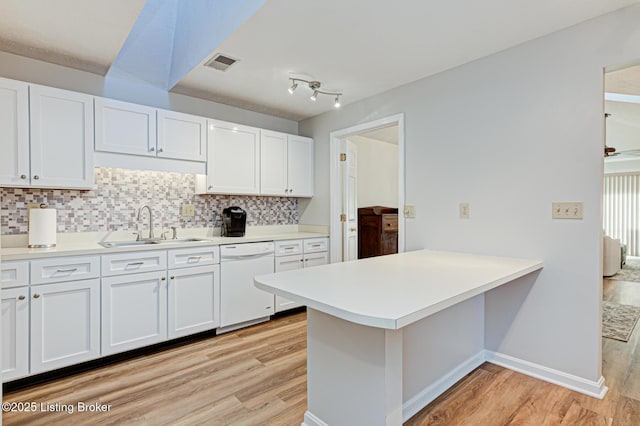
[{"xmin": 329, "ymin": 113, "xmax": 405, "ymax": 263}]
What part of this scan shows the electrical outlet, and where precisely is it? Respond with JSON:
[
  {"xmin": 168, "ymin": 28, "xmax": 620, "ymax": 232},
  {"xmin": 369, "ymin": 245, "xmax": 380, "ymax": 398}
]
[
  {"xmin": 459, "ymin": 202, "xmax": 470, "ymax": 219},
  {"xmin": 552, "ymin": 202, "xmax": 583, "ymax": 219},
  {"xmin": 404, "ymin": 204, "xmax": 416, "ymax": 218},
  {"xmin": 181, "ymin": 204, "xmax": 195, "ymax": 217}
]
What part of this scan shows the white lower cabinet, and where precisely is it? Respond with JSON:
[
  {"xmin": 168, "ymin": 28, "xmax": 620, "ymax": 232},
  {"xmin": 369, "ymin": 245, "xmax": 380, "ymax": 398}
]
[
  {"xmin": 168, "ymin": 265, "xmax": 220, "ymax": 338},
  {"xmin": 1, "ymin": 287, "xmax": 29, "ymax": 381},
  {"xmin": 102, "ymin": 271, "xmax": 167, "ymax": 356},
  {"xmin": 274, "ymin": 238, "xmax": 329, "ymax": 313},
  {"xmin": 30, "ymin": 279, "xmax": 101, "ymax": 374}
]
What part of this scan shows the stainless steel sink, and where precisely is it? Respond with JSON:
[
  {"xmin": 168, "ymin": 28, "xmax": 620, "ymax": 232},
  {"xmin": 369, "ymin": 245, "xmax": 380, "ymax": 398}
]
[
  {"xmin": 99, "ymin": 240, "xmax": 160, "ymax": 248},
  {"xmin": 100, "ymin": 238, "xmax": 210, "ymax": 248}
]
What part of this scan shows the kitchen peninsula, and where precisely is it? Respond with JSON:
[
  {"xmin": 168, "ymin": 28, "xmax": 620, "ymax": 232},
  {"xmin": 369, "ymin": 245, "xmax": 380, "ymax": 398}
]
[{"xmin": 255, "ymin": 250, "xmax": 543, "ymax": 426}]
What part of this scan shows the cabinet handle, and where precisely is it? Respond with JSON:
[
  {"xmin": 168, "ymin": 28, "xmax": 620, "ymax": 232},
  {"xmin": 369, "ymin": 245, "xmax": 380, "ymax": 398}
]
[
  {"xmin": 56, "ymin": 267, "xmax": 78, "ymax": 273},
  {"xmin": 300, "ymin": 259, "xmax": 304, "ymax": 262},
  {"xmin": 265, "ymin": 306, "xmax": 271, "ymax": 310},
  {"xmin": 33, "ymin": 175, "xmax": 39, "ymax": 180},
  {"xmin": 20, "ymin": 174, "xmax": 27, "ymax": 179},
  {"xmin": 158, "ymin": 148, "xmax": 164, "ymax": 153},
  {"xmin": 311, "ymin": 244, "xmax": 321, "ymax": 247},
  {"xmin": 350, "ymin": 228, "xmax": 357, "ymax": 232},
  {"xmin": 149, "ymin": 147, "xmax": 155, "ymax": 152},
  {"xmin": 188, "ymin": 256, "xmax": 202, "ymax": 260},
  {"xmin": 161, "ymin": 277, "xmax": 166, "ymax": 281},
  {"xmin": 18, "ymin": 295, "xmax": 25, "ymax": 300},
  {"xmin": 170, "ymin": 276, "xmax": 175, "ymax": 280},
  {"xmin": 33, "ymin": 294, "xmax": 40, "ymax": 299},
  {"xmin": 208, "ymin": 186, "xmax": 213, "ymax": 191},
  {"xmin": 127, "ymin": 262, "xmax": 144, "ymax": 266}
]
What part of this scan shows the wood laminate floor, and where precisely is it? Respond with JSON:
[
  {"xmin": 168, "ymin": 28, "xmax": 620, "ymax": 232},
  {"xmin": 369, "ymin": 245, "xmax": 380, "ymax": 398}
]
[{"xmin": 4, "ymin": 278, "xmax": 640, "ymax": 425}]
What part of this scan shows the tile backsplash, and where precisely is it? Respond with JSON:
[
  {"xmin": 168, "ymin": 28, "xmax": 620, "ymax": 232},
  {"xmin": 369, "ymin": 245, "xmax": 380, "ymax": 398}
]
[{"xmin": 1, "ymin": 168, "xmax": 298, "ymax": 235}]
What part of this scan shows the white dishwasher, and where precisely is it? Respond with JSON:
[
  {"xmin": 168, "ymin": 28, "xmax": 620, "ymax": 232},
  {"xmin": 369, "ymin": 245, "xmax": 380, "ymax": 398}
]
[{"xmin": 219, "ymin": 242, "xmax": 275, "ymax": 330}]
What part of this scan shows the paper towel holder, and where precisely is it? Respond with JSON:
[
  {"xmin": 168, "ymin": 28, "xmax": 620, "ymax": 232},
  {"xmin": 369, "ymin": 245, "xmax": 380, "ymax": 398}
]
[{"xmin": 28, "ymin": 204, "xmax": 57, "ymax": 248}]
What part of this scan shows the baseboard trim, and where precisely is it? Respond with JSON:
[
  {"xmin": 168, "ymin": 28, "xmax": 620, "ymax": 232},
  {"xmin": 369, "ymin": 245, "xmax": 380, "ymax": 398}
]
[
  {"xmin": 216, "ymin": 317, "xmax": 270, "ymax": 334},
  {"xmin": 485, "ymin": 350, "xmax": 608, "ymax": 399},
  {"xmin": 302, "ymin": 410, "xmax": 328, "ymax": 426},
  {"xmin": 402, "ymin": 351, "xmax": 486, "ymax": 422}
]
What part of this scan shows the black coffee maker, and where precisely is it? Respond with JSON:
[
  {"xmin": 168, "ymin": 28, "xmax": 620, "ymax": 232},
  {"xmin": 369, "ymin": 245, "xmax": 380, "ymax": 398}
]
[{"xmin": 221, "ymin": 206, "xmax": 247, "ymax": 237}]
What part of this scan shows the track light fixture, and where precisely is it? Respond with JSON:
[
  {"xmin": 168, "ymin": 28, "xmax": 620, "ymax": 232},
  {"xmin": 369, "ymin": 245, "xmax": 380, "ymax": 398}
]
[{"xmin": 288, "ymin": 78, "xmax": 342, "ymax": 108}]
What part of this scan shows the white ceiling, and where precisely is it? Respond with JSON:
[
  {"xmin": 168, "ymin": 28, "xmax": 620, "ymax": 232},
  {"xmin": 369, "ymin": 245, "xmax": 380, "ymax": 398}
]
[
  {"xmin": 358, "ymin": 126, "xmax": 399, "ymax": 145},
  {"xmin": 1, "ymin": 0, "xmax": 639, "ymax": 121},
  {"xmin": 606, "ymin": 64, "xmax": 640, "ymax": 96}
]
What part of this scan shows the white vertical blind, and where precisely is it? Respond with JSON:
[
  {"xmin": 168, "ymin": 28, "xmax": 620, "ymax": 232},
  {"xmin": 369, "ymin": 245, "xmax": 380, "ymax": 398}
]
[{"xmin": 603, "ymin": 174, "xmax": 640, "ymax": 256}]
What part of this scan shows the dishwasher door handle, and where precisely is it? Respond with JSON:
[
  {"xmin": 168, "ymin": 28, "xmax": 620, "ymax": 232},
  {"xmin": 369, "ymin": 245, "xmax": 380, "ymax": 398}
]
[{"xmin": 222, "ymin": 253, "xmax": 274, "ymax": 261}]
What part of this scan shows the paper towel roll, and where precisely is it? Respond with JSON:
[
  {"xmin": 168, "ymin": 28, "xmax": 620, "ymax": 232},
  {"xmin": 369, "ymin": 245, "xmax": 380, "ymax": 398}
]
[{"xmin": 29, "ymin": 208, "xmax": 57, "ymax": 248}]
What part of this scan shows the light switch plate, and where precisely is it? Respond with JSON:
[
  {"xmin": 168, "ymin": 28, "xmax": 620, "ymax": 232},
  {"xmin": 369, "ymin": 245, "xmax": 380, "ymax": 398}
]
[
  {"xmin": 552, "ymin": 202, "xmax": 583, "ymax": 219},
  {"xmin": 404, "ymin": 204, "xmax": 416, "ymax": 218},
  {"xmin": 459, "ymin": 202, "xmax": 470, "ymax": 219},
  {"xmin": 181, "ymin": 204, "xmax": 196, "ymax": 217}
]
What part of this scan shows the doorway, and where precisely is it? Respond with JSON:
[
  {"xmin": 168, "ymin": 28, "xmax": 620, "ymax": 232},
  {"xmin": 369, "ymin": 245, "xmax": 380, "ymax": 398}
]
[{"xmin": 328, "ymin": 114, "xmax": 405, "ymax": 263}]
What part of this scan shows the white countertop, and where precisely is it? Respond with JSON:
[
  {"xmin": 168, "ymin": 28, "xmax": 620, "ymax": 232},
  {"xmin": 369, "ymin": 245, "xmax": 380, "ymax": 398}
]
[
  {"xmin": 1, "ymin": 226, "xmax": 328, "ymax": 261},
  {"xmin": 255, "ymin": 250, "xmax": 543, "ymax": 330}
]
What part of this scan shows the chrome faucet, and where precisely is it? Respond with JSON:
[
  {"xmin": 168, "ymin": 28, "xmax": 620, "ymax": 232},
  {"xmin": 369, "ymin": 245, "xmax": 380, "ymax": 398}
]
[{"xmin": 137, "ymin": 205, "xmax": 154, "ymax": 240}]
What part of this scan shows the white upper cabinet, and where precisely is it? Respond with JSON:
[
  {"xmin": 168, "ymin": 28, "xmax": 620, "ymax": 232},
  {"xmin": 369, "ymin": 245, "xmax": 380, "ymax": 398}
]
[
  {"xmin": 157, "ymin": 109, "xmax": 207, "ymax": 162},
  {"xmin": 205, "ymin": 120, "xmax": 261, "ymax": 195},
  {"xmin": 260, "ymin": 130, "xmax": 288, "ymax": 196},
  {"xmin": 0, "ymin": 77, "xmax": 29, "ymax": 187},
  {"xmin": 95, "ymin": 97, "xmax": 157, "ymax": 157},
  {"xmin": 0, "ymin": 80, "xmax": 93, "ymax": 189},
  {"xmin": 260, "ymin": 132, "xmax": 314, "ymax": 197},
  {"xmin": 287, "ymin": 135, "xmax": 314, "ymax": 197}
]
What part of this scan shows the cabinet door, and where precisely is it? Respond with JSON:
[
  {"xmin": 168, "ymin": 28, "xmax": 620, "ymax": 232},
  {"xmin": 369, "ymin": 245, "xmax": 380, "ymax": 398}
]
[
  {"xmin": 102, "ymin": 271, "xmax": 167, "ymax": 355},
  {"xmin": 287, "ymin": 135, "xmax": 314, "ymax": 197},
  {"xmin": 274, "ymin": 254, "xmax": 304, "ymax": 313},
  {"xmin": 2, "ymin": 287, "xmax": 29, "ymax": 382},
  {"xmin": 168, "ymin": 265, "xmax": 219, "ymax": 338},
  {"xmin": 260, "ymin": 130, "xmax": 288, "ymax": 196},
  {"xmin": 30, "ymin": 279, "xmax": 100, "ymax": 374},
  {"xmin": 95, "ymin": 97, "xmax": 157, "ymax": 157},
  {"xmin": 0, "ymin": 77, "xmax": 29, "ymax": 187},
  {"xmin": 207, "ymin": 120, "xmax": 260, "ymax": 194},
  {"xmin": 157, "ymin": 109, "xmax": 206, "ymax": 162},
  {"xmin": 29, "ymin": 85, "xmax": 94, "ymax": 189},
  {"xmin": 304, "ymin": 252, "xmax": 329, "ymax": 268}
]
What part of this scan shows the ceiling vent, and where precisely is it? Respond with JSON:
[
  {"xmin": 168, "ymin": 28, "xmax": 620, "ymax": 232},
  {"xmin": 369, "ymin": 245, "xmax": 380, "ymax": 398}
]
[{"xmin": 204, "ymin": 54, "xmax": 238, "ymax": 72}]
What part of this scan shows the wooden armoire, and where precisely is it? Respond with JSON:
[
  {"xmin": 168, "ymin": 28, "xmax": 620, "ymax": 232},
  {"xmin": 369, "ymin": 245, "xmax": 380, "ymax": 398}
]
[{"xmin": 358, "ymin": 206, "xmax": 398, "ymax": 259}]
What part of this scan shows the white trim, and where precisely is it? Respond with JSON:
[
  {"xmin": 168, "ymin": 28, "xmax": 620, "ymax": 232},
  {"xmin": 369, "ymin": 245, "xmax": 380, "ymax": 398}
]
[
  {"xmin": 402, "ymin": 351, "xmax": 486, "ymax": 422},
  {"xmin": 485, "ymin": 350, "xmax": 608, "ymax": 399},
  {"xmin": 329, "ymin": 113, "xmax": 406, "ymax": 263},
  {"xmin": 302, "ymin": 410, "xmax": 329, "ymax": 426}
]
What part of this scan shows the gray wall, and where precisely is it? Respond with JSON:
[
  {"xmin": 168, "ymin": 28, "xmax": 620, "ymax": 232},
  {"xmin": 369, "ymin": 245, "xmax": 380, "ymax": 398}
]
[
  {"xmin": 299, "ymin": 5, "xmax": 640, "ymax": 383},
  {"xmin": 0, "ymin": 51, "xmax": 297, "ymax": 134}
]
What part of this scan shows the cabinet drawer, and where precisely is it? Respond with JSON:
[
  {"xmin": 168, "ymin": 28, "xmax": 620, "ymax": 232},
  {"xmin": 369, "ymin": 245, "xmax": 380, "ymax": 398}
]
[
  {"xmin": 275, "ymin": 240, "xmax": 303, "ymax": 256},
  {"xmin": 31, "ymin": 256, "xmax": 100, "ymax": 285},
  {"xmin": 101, "ymin": 251, "xmax": 167, "ymax": 276},
  {"xmin": 168, "ymin": 246, "xmax": 219, "ymax": 269},
  {"xmin": 304, "ymin": 237, "xmax": 329, "ymax": 253},
  {"xmin": 1, "ymin": 261, "xmax": 29, "ymax": 288},
  {"xmin": 382, "ymin": 215, "xmax": 398, "ymax": 231},
  {"xmin": 304, "ymin": 252, "xmax": 329, "ymax": 268}
]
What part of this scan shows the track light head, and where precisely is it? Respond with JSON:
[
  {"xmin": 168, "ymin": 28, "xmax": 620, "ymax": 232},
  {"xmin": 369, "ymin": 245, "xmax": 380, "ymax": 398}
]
[
  {"xmin": 334, "ymin": 96, "xmax": 341, "ymax": 108},
  {"xmin": 288, "ymin": 82, "xmax": 298, "ymax": 94},
  {"xmin": 310, "ymin": 91, "xmax": 318, "ymax": 101}
]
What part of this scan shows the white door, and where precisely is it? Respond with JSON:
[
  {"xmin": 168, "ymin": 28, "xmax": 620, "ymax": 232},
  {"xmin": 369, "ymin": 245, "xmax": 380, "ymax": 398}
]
[
  {"xmin": 157, "ymin": 109, "xmax": 206, "ymax": 162},
  {"xmin": 95, "ymin": 97, "xmax": 157, "ymax": 157},
  {"xmin": 274, "ymin": 254, "xmax": 304, "ymax": 312},
  {"xmin": 30, "ymin": 279, "xmax": 101, "ymax": 374},
  {"xmin": 342, "ymin": 141, "xmax": 358, "ymax": 261},
  {"xmin": 207, "ymin": 120, "xmax": 260, "ymax": 194},
  {"xmin": 260, "ymin": 130, "xmax": 288, "ymax": 196},
  {"xmin": 168, "ymin": 265, "xmax": 220, "ymax": 338},
  {"xmin": 288, "ymin": 135, "xmax": 314, "ymax": 197},
  {"xmin": 0, "ymin": 77, "xmax": 29, "ymax": 187},
  {"xmin": 1, "ymin": 287, "xmax": 29, "ymax": 382},
  {"xmin": 29, "ymin": 85, "xmax": 94, "ymax": 189},
  {"xmin": 102, "ymin": 271, "xmax": 167, "ymax": 355}
]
